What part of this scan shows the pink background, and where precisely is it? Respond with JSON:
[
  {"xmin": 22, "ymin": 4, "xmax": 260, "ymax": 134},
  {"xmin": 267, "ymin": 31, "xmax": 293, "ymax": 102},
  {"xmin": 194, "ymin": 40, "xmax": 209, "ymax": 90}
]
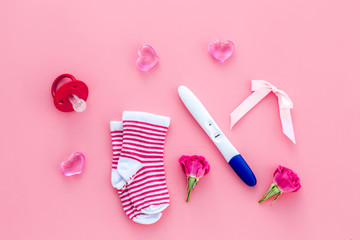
[{"xmin": 1, "ymin": 0, "xmax": 359, "ymax": 239}]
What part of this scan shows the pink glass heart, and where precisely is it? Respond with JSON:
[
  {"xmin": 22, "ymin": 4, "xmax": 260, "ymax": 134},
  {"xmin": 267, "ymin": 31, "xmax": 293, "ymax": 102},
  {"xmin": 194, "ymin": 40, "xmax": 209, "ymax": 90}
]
[
  {"xmin": 60, "ymin": 152, "xmax": 85, "ymax": 176},
  {"xmin": 208, "ymin": 40, "xmax": 235, "ymax": 63},
  {"xmin": 136, "ymin": 45, "xmax": 159, "ymax": 71}
]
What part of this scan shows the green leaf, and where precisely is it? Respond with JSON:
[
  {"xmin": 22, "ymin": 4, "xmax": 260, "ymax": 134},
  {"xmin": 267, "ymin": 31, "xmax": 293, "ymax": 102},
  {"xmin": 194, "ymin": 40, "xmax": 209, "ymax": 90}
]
[
  {"xmin": 186, "ymin": 177, "xmax": 199, "ymax": 202},
  {"xmin": 258, "ymin": 183, "xmax": 282, "ymax": 203}
]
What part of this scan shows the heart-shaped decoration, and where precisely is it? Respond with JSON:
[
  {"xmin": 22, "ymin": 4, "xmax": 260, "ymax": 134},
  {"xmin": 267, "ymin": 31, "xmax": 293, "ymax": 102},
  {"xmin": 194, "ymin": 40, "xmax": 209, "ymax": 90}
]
[
  {"xmin": 136, "ymin": 45, "xmax": 159, "ymax": 71},
  {"xmin": 60, "ymin": 152, "xmax": 85, "ymax": 176},
  {"xmin": 208, "ymin": 40, "xmax": 235, "ymax": 63}
]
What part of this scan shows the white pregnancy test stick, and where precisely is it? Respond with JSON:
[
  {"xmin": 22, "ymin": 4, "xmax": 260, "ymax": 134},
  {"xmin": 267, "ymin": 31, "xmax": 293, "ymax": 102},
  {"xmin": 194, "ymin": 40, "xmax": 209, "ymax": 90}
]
[{"xmin": 178, "ymin": 85, "xmax": 256, "ymax": 186}]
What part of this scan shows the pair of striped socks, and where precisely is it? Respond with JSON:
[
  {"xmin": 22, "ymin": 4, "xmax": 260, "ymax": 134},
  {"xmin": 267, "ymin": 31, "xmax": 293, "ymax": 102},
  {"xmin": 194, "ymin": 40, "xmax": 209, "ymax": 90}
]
[{"xmin": 110, "ymin": 111, "xmax": 170, "ymax": 224}]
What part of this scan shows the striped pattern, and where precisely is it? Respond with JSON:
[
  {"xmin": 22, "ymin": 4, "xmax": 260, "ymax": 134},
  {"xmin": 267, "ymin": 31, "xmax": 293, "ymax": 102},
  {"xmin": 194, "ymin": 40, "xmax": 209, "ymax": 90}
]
[
  {"xmin": 111, "ymin": 128, "xmax": 146, "ymax": 221},
  {"xmin": 111, "ymin": 130, "xmax": 123, "ymax": 169},
  {"xmin": 120, "ymin": 120, "xmax": 170, "ymax": 212}
]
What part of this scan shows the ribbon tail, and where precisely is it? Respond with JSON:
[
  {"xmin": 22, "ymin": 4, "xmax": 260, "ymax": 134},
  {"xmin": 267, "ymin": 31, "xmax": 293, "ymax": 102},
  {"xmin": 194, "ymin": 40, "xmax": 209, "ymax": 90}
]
[
  {"xmin": 230, "ymin": 89, "xmax": 271, "ymax": 129},
  {"xmin": 279, "ymin": 107, "xmax": 296, "ymax": 144}
]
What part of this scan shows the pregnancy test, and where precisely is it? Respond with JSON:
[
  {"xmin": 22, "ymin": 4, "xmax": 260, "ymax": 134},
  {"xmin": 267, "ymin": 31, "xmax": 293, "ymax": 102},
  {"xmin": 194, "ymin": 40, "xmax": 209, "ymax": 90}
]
[{"xmin": 178, "ymin": 85, "xmax": 257, "ymax": 187}]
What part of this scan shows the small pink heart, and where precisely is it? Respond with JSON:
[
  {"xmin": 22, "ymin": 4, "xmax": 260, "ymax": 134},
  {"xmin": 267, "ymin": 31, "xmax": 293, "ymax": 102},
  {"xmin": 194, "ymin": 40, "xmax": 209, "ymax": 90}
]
[
  {"xmin": 208, "ymin": 40, "xmax": 235, "ymax": 63},
  {"xmin": 136, "ymin": 45, "xmax": 159, "ymax": 71},
  {"xmin": 60, "ymin": 152, "xmax": 85, "ymax": 176}
]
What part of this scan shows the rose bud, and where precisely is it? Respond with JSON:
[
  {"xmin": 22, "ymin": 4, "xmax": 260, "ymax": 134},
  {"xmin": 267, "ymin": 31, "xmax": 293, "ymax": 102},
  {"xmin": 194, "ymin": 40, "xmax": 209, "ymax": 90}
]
[
  {"xmin": 179, "ymin": 155, "xmax": 210, "ymax": 202},
  {"xmin": 259, "ymin": 165, "xmax": 301, "ymax": 204}
]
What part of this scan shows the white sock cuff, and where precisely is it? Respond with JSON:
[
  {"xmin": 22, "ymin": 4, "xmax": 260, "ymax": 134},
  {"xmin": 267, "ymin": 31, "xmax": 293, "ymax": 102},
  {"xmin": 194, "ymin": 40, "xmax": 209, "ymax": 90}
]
[
  {"xmin": 110, "ymin": 121, "xmax": 123, "ymax": 131},
  {"xmin": 122, "ymin": 111, "xmax": 170, "ymax": 128}
]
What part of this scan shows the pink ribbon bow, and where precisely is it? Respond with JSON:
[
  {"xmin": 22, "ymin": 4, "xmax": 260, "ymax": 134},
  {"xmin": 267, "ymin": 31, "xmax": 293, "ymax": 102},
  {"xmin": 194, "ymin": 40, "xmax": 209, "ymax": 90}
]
[{"xmin": 230, "ymin": 80, "xmax": 296, "ymax": 144}]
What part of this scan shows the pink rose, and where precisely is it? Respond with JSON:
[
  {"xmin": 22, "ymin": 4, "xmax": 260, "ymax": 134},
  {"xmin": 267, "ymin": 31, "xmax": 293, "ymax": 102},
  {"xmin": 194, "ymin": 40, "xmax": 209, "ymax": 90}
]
[
  {"xmin": 179, "ymin": 155, "xmax": 210, "ymax": 178},
  {"xmin": 259, "ymin": 165, "xmax": 301, "ymax": 204},
  {"xmin": 179, "ymin": 155, "xmax": 210, "ymax": 202},
  {"xmin": 273, "ymin": 165, "xmax": 301, "ymax": 193}
]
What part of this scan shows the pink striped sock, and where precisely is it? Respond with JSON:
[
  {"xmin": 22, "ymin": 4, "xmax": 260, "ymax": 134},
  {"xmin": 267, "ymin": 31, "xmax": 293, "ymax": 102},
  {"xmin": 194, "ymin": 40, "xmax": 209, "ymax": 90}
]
[
  {"xmin": 110, "ymin": 122, "xmax": 126, "ymax": 190},
  {"xmin": 110, "ymin": 121, "xmax": 161, "ymax": 224},
  {"xmin": 120, "ymin": 111, "xmax": 170, "ymax": 214}
]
